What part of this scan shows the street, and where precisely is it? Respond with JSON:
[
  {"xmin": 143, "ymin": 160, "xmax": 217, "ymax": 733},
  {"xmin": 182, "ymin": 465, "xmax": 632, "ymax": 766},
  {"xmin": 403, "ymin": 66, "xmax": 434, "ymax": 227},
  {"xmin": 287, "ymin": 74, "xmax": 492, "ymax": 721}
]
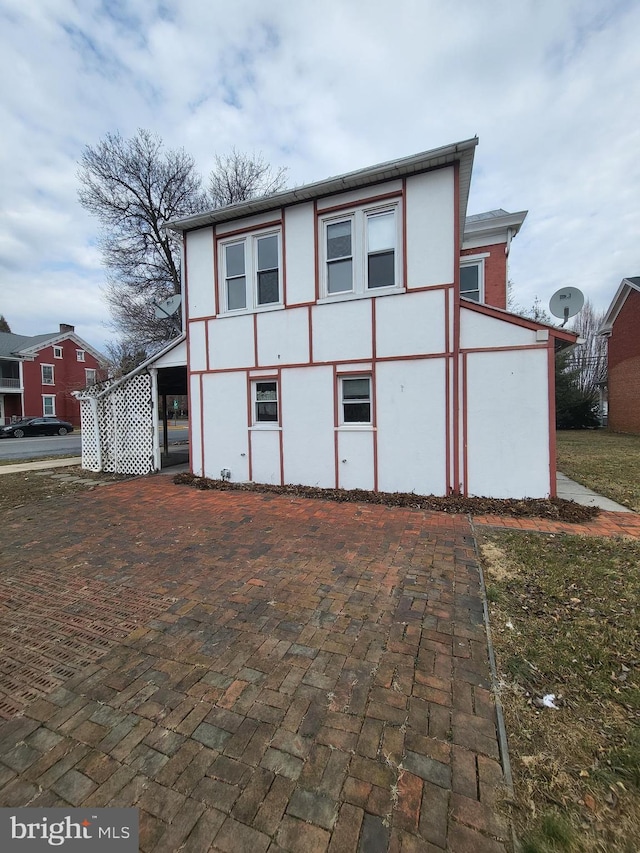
[{"xmin": 0, "ymin": 427, "xmax": 189, "ymax": 462}]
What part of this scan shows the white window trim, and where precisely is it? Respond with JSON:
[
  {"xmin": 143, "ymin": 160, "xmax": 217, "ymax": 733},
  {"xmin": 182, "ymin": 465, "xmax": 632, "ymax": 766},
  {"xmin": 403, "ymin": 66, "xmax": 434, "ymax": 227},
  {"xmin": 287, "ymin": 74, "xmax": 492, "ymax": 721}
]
[
  {"xmin": 76, "ymin": 349, "xmax": 86, "ymax": 361},
  {"xmin": 459, "ymin": 255, "xmax": 486, "ymax": 303},
  {"xmin": 85, "ymin": 368, "xmax": 97, "ymax": 385},
  {"xmin": 42, "ymin": 394, "xmax": 56, "ymax": 416},
  {"xmin": 41, "ymin": 363, "xmax": 55, "ymax": 385},
  {"xmin": 219, "ymin": 228, "xmax": 283, "ymax": 316},
  {"xmin": 53, "ymin": 346, "xmax": 63, "ymax": 359},
  {"xmin": 251, "ymin": 378, "xmax": 280, "ymax": 428},
  {"xmin": 319, "ymin": 201, "xmax": 403, "ymax": 301},
  {"xmin": 338, "ymin": 375, "xmax": 373, "ymax": 427}
]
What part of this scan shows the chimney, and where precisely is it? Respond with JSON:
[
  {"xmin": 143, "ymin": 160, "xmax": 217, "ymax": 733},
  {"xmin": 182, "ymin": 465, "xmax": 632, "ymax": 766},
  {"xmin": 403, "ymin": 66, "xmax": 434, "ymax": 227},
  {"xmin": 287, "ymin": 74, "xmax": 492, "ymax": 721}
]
[{"xmin": 59, "ymin": 323, "xmax": 75, "ymax": 334}]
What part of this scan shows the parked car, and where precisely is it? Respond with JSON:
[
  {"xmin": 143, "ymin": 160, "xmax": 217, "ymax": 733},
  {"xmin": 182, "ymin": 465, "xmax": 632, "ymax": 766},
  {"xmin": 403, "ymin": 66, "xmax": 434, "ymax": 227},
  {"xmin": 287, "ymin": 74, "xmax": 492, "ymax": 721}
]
[{"xmin": 0, "ymin": 418, "xmax": 74, "ymax": 438}]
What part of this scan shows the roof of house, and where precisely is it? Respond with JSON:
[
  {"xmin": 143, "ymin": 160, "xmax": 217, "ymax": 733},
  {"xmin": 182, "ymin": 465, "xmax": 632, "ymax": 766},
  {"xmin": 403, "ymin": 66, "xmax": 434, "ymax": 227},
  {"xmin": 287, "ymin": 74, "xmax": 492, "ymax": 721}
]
[
  {"xmin": 0, "ymin": 330, "xmax": 106, "ymax": 363},
  {"xmin": 463, "ymin": 208, "xmax": 528, "ymax": 247},
  {"xmin": 599, "ymin": 277, "xmax": 640, "ymax": 334},
  {"xmin": 167, "ymin": 137, "xmax": 479, "ymax": 240}
]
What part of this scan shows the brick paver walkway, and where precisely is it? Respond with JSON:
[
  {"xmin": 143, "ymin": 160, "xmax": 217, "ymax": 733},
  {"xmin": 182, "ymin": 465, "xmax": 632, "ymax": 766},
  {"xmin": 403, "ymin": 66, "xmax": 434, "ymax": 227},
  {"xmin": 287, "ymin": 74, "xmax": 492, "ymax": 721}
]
[{"xmin": 0, "ymin": 479, "xmax": 516, "ymax": 851}]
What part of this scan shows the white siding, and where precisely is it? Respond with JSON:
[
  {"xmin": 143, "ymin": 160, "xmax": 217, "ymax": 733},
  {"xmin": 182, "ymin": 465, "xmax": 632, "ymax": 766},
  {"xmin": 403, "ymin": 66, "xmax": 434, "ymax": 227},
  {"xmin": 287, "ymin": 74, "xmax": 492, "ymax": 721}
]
[
  {"xmin": 406, "ymin": 168, "xmax": 455, "ymax": 288},
  {"xmin": 257, "ymin": 307, "xmax": 309, "ymax": 367},
  {"xmin": 316, "ymin": 180, "xmax": 402, "ymax": 211},
  {"xmin": 216, "ymin": 210, "xmax": 282, "ymax": 236},
  {"xmin": 461, "ymin": 308, "xmax": 538, "ymax": 349},
  {"xmin": 465, "ymin": 349, "xmax": 549, "ymax": 498},
  {"xmin": 281, "ymin": 366, "xmax": 334, "ymax": 487},
  {"xmin": 250, "ymin": 429, "xmax": 281, "ymax": 485},
  {"xmin": 208, "ymin": 315, "xmax": 255, "ymax": 369},
  {"xmin": 376, "ymin": 290, "xmax": 446, "ymax": 358},
  {"xmin": 376, "ymin": 359, "xmax": 447, "ymax": 495},
  {"xmin": 153, "ymin": 339, "xmax": 187, "ymax": 368},
  {"xmin": 312, "ymin": 300, "xmax": 372, "ymax": 363},
  {"xmin": 284, "ymin": 203, "xmax": 315, "ymax": 305},
  {"xmin": 201, "ymin": 372, "xmax": 249, "ymax": 482},
  {"xmin": 337, "ymin": 429, "xmax": 374, "ymax": 490},
  {"xmin": 185, "ymin": 228, "xmax": 215, "ymax": 319},
  {"xmin": 188, "ymin": 321, "xmax": 207, "ymax": 371},
  {"xmin": 189, "ymin": 373, "xmax": 202, "ymax": 476}
]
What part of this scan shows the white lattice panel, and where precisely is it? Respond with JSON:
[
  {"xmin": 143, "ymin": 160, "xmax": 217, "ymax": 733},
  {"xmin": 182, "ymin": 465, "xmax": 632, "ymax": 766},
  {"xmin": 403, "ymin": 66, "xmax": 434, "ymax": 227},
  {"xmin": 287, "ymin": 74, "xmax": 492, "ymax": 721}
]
[{"xmin": 80, "ymin": 374, "xmax": 155, "ymax": 475}]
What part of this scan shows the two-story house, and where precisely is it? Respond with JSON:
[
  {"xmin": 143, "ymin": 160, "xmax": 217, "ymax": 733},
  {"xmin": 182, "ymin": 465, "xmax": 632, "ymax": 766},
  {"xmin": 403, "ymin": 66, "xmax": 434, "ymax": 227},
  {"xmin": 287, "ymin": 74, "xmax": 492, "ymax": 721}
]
[
  {"xmin": 78, "ymin": 138, "xmax": 576, "ymax": 496},
  {"xmin": 599, "ymin": 276, "xmax": 640, "ymax": 434},
  {"xmin": 0, "ymin": 324, "xmax": 105, "ymax": 426}
]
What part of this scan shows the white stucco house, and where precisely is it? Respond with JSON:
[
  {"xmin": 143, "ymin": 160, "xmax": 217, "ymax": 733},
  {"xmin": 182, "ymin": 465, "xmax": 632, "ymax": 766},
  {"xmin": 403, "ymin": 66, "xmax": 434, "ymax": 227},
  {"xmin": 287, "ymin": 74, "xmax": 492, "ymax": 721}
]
[{"xmin": 79, "ymin": 137, "xmax": 576, "ymax": 497}]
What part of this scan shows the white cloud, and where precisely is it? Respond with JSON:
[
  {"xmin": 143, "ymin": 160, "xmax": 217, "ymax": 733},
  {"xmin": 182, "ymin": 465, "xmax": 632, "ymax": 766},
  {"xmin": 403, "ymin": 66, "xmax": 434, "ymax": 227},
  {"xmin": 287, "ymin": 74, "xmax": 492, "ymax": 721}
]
[{"xmin": 1, "ymin": 0, "xmax": 639, "ymax": 351}]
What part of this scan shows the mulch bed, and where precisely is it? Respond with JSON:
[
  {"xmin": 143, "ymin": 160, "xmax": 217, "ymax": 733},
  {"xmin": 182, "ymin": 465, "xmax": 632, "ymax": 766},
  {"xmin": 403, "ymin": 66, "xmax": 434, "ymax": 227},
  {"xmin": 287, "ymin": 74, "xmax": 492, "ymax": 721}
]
[{"xmin": 173, "ymin": 472, "xmax": 599, "ymax": 523}]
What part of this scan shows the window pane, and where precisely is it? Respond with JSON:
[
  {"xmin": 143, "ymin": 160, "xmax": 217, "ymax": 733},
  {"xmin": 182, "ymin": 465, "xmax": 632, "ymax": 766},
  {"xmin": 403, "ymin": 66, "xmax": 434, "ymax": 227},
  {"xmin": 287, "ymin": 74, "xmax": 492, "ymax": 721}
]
[
  {"xmin": 460, "ymin": 265, "xmax": 479, "ymax": 293},
  {"xmin": 368, "ymin": 251, "xmax": 395, "ymax": 288},
  {"xmin": 258, "ymin": 270, "xmax": 279, "ymax": 304},
  {"xmin": 368, "ymin": 211, "xmax": 395, "ymax": 252},
  {"xmin": 344, "ymin": 402, "xmax": 370, "ymax": 423},
  {"xmin": 256, "ymin": 382, "xmax": 277, "ymax": 401},
  {"xmin": 327, "ymin": 221, "xmax": 351, "ymax": 260},
  {"xmin": 227, "ymin": 277, "xmax": 247, "ymax": 310},
  {"xmin": 328, "ymin": 258, "xmax": 352, "ymax": 293},
  {"xmin": 226, "ymin": 242, "xmax": 245, "ymax": 277},
  {"xmin": 257, "ymin": 235, "xmax": 278, "ymax": 271},
  {"xmin": 343, "ymin": 378, "xmax": 370, "ymax": 400}
]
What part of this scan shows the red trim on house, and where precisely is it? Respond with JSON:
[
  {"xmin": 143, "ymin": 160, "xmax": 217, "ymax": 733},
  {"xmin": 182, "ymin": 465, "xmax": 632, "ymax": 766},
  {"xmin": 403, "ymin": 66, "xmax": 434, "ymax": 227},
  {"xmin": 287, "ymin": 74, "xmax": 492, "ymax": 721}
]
[
  {"xmin": 461, "ymin": 343, "xmax": 547, "ymax": 355},
  {"xmin": 445, "ymin": 354, "xmax": 451, "ymax": 495},
  {"xmin": 281, "ymin": 208, "xmax": 287, "ymax": 307},
  {"xmin": 199, "ymin": 373, "xmax": 205, "ymax": 477},
  {"xmin": 319, "ymin": 190, "xmax": 402, "ymax": 216},
  {"xmin": 462, "ymin": 352, "xmax": 468, "ymax": 497},
  {"xmin": 452, "ymin": 161, "xmax": 461, "ymax": 495},
  {"xmin": 371, "ymin": 298, "xmax": 379, "ymax": 491},
  {"xmin": 406, "ymin": 282, "xmax": 453, "ymax": 295},
  {"xmin": 183, "ymin": 232, "xmax": 195, "ymax": 474},
  {"xmin": 333, "ymin": 365, "xmax": 339, "ymax": 488},
  {"xmin": 548, "ymin": 338, "xmax": 557, "ymax": 497},
  {"xmin": 216, "ymin": 218, "xmax": 282, "ymax": 240}
]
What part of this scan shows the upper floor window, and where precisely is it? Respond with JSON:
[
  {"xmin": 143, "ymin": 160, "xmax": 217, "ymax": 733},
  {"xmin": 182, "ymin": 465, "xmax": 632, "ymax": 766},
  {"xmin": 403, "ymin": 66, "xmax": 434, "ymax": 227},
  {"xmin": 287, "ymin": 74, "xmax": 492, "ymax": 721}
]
[
  {"xmin": 53, "ymin": 346, "xmax": 63, "ymax": 359},
  {"xmin": 85, "ymin": 368, "xmax": 97, "ymax": 386},
  {"xmin": 220, "ymin": 230, "xmax": 282, "ymax": 313},
  {"xmin": 41, "ymin": 364, "xmax": 54, "ymax": 385},
  {"xmin": 76, "ymin": 349, "xmax": 86, "ymax": 362},
  {"xmin": 321, "ymin": 202, "xmax": 401, "ymax": 299},
  {"xmin": 460, "ymin": 258, "xmax": 484, "ymax": 303}
]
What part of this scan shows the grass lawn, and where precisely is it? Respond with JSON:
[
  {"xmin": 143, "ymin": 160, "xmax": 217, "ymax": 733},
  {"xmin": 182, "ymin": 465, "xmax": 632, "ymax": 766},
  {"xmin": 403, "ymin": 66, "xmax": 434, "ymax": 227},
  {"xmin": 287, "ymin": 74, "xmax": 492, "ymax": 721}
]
[
  {"xmin": 556, "ymin": 430, "xmax": 640, "ymax": 511},
  {"xmin": 481, "ymin": 532, "xmax": 640, "ymax": 853}
]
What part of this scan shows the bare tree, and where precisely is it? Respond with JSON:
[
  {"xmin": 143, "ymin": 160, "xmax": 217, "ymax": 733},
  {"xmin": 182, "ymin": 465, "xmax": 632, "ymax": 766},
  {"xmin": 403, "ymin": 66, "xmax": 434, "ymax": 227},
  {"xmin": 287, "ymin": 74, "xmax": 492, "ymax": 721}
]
[
  {"xmin": 566, "ymin": 299, "xmax": 607, "ymax": 395},
  {"xmin": 78, "ymin": 129, "xmax": 207, "ymax": 347},
  {"xmin": 209, "ymin": 148, "xmax": 287, "ymax": 208},
  {"xmin": 0, "ymin": 315, "xmax": 11, "ymax": 333}
]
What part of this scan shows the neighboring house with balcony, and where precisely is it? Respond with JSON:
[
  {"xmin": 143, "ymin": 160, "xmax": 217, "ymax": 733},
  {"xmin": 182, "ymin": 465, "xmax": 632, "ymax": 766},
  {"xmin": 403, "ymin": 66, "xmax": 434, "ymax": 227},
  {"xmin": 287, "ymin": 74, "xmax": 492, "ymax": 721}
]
[
  {"xmin": 0, "ymin": 324, "xmax": 106, "ymax": 426},
  {"xmin": 599, "ymin": 276, "xmax": 640, "ymax": 434},
  {"xmin": 78, "ymin": 137, "xmax": 576, "ymax": 496}
]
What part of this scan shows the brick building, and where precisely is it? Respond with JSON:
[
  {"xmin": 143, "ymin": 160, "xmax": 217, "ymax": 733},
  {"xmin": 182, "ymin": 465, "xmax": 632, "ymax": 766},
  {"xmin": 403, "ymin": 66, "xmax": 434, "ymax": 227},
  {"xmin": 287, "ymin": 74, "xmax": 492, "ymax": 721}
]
[
  {"xmin": 599, "ymin": 277, "xmax": 640, "ymax": 434},
  {"xmin": 0, "ymin": 324, "xmax": 106, "ymax": 426}
]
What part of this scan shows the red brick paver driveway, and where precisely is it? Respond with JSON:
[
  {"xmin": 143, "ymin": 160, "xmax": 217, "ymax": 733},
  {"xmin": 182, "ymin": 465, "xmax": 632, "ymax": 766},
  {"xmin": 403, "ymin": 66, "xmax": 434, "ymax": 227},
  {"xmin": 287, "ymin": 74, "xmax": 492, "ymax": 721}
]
[{"xmin": 0, "ymin": 478, "xmax": 509, "ymax": 852}]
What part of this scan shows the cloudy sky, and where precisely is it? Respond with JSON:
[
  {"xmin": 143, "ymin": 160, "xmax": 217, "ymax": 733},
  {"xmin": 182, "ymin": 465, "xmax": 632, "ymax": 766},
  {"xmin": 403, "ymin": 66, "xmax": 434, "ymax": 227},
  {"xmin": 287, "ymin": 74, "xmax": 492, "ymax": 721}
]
[{"xmin": 1, "ymin": 0, "xmax": 639, "ymax": 352}]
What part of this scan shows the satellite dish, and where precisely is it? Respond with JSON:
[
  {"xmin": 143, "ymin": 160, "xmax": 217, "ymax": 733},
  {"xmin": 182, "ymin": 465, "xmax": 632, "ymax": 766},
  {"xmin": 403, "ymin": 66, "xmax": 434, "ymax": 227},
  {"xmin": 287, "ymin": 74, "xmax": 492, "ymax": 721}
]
[
  {"xmin": 549, "ymin": 287, "xmax": 584, "ymax": 327},
  {"xmin": 154, "ymin": 294, "xmax": 182, "ymax": 320}
]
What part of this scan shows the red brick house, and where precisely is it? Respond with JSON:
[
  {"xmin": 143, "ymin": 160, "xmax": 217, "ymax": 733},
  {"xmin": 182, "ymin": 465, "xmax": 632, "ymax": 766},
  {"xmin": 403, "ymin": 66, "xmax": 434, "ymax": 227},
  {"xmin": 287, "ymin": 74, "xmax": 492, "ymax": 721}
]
[
  {"xmin": 460, "ymin": 208, "xmax": 527, "ymax": 308},
  {"xmin": 599, "ymin": 277, "xmax": 640, "ymax": 434},
  {"xmin": 0, "ymin": 324, "xmax": 106, "ymax": 426}
]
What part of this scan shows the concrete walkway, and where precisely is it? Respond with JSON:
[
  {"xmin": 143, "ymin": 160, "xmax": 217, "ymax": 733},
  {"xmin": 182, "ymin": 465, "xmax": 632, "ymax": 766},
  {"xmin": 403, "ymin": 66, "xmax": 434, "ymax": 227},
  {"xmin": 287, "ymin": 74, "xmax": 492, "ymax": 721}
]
[
  {"xmin": 0, "ymin": 456, "xmax": 82, "ymax": 475},
  {"xmin": 556, "ymin": 472, "xmax": 632, "ymax": 512}
]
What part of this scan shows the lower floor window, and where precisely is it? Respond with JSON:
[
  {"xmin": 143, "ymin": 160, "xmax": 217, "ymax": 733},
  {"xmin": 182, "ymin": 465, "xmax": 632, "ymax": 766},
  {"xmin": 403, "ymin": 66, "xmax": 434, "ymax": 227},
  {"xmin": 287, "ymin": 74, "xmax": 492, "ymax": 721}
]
[
  {"xmin": 85, "ymin": 368, "xmax": 97, "ymax": 386},
  {"xmin": 341, "ymin": 376, "xmax": 371, "ymax": 424},
  {"xmin": 254, "ymin": 380, "xmax": 278, "ymax": 423},
  {"xmin": 42, "ymin": 395, "xmax": 56, "ymax": 416}
]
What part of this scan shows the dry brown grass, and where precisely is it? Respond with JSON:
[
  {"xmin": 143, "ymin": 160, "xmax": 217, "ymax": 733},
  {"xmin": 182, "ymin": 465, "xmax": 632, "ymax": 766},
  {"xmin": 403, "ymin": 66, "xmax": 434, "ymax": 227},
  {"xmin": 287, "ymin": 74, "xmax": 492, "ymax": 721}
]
[
  {"xmin": 481, "ymin": 532, "xmax": 640, "ymax": 853},
  {"xmin": 557, "ymin": 430, "xmax": 640, "ymax": 511}
]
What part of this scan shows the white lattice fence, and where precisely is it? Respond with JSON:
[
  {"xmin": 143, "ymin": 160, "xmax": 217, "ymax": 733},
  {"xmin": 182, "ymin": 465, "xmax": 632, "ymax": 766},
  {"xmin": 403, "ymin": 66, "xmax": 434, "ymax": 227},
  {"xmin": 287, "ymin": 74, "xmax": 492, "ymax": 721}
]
[{"xmin": 80, "ymin": 374, "xmax": 155, "ymax": 475}]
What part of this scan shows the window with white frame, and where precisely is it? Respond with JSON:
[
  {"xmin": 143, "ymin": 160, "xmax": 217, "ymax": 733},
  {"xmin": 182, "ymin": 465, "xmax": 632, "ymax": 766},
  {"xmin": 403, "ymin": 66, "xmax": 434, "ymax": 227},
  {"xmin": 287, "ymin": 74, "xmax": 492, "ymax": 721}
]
[
  {"xmin": 221, "ymin": 230, "xmax": 282, "ymax": 313},
  {"xmin": 459, "ymin": 259, "xmax": 484, "ymax": 303},
  {"xmin": 41, "ymin": 364, "xmax": 54, "ymax": 385},
  {"xmin": 76, "ymin": 349, "xmax": 86, "ymax": 362},
  {"xmin": 85, "ymin": 368, "xmax": 97, "ymax": 386},
  {"xmin": 321, "ymin": 202, "xmax": 401, "ymax": 298},
  {"xmin": 253, "ymin": 380, "xmax": 278, "ymax": 424},
  {"xmin": 53, "ymin": 346, "xmax": 63, "ymax": 359},
  {"xmin": 42, "ymin": 395, "xmax": 55, "ymax": 416},
  {"xmin": 340, "ymin": 376, "xmax": 372, "ymax": 424}
]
